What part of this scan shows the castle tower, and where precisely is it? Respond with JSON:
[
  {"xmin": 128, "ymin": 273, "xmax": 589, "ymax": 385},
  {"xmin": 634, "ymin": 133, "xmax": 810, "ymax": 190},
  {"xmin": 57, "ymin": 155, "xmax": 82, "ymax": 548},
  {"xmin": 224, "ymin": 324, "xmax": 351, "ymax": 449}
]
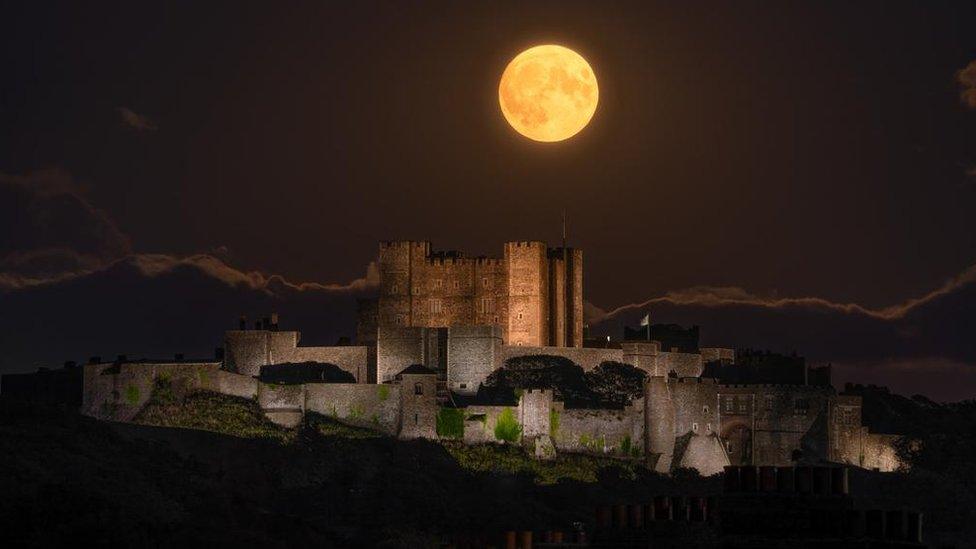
[
  {"xmin": 377, "ymin": 241, "xmax": 427, "ymax": 327},
  {"xmin": 644, "ymin": 376, "xmax": 676, "ymax": 473},
  {"xmin": 370, "ymin": 240, "xmax": 584, "ymax": 348},
  {"xmin": 547, "ymin": 247, "xmax": 583, "ymax": 347},
  {"xmin": 504, "ymin": 241, "xmax": 549, "ymax": 347}
]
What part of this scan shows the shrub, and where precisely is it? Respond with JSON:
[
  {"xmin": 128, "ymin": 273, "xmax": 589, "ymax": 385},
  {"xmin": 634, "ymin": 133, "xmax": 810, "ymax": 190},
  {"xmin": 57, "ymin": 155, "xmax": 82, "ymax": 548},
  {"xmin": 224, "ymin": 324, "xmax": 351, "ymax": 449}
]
[
  {"xmin": 436, "ymin": 407, "xmax": 465, "ymax": 439},
  {"xmin": 494, "ymin": 407, "xmax": 522, "ymax": 443}
]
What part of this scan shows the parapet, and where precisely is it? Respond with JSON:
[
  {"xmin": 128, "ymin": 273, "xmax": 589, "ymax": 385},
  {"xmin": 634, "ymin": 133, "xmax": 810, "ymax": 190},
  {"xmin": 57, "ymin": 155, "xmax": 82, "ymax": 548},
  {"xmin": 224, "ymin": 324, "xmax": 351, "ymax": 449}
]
[{"xmin": 505, "ymin": 240, "xmax": 547, "ymax": 249}]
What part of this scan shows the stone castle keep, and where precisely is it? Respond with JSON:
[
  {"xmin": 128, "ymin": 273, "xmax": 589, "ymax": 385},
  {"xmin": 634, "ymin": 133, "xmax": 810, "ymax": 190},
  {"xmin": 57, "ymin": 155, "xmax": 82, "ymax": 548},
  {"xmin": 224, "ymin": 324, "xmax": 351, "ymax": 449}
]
[{"xmin": 3, "ymin": 240, "xmax": 901, "ymax": 475}]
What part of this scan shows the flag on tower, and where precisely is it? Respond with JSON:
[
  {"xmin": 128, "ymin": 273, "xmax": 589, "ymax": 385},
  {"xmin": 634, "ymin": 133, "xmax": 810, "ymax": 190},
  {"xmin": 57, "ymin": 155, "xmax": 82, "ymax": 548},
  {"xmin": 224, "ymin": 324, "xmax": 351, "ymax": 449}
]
[{"xmin": 640, "ymin": 313, "xmax": 650, "ymax": 327}]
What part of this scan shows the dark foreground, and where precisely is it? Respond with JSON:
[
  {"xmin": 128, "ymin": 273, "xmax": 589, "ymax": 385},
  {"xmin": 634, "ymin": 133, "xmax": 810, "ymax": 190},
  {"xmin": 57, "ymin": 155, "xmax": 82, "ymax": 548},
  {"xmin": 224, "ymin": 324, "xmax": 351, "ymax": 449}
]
[{"xmin": 1, "ymin": 386, "xmax": 974, "ymax": 548}]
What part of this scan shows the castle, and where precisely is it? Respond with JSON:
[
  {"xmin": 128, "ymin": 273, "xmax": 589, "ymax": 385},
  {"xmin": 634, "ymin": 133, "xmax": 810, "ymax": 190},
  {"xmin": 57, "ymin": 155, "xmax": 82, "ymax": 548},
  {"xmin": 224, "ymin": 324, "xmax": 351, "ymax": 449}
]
[{"xmin": 1, "ymin": 240, "xmax": 901, "ymax": 476}]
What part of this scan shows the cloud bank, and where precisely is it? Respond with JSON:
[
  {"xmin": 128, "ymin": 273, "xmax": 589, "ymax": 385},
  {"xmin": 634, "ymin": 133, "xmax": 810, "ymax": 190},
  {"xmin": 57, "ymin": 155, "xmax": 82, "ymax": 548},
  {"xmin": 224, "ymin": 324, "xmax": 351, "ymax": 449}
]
[{"xmin": 117, "ymin": 107, "xmax": 158, "ymax": 131}]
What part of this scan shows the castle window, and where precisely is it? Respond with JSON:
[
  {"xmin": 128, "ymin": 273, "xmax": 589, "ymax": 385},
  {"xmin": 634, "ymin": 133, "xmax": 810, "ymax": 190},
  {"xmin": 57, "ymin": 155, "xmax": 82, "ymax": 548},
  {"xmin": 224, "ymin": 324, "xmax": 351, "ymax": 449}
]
[
  {"xmin": 433, "ymin": 279, "xmax": 442, "ymax": 289},
  {"xmin": 517, "ymin": 312, "xmax": 523, "ymax": 320},
  {"xmin": 793, "ymin": 398, "xmax": 809, "ymax": 416},
  {"xmin": 414, "ymin": 383, "xmax": 423, "ymax": 395},
  {"xmin": 482, "ymin": 277, "xmax": 489, "ymax": 288},
  {"xmin": 453, "ymin": 280, "xmax": 459, "ymax": 290},
  {"xmin": 459, "ymin": 383, "xmax": 467, "ymax": 389},
  {"xmin": 738, "ymin": 400, "xmax": 747, "ymax": 413},
  {"xmin": 724, "ymin": 397, "xmax": 733, "ymax": 412},
  {"xmin": 702, "ymin": 405, "xmax": 709, "ymax": 414},
  {"xmin": 391, "ymin": 283, "xmax": 398, "ymax": 294},
  {"xmin": 692, "ymin": 422, "xmax": 699, "ymax": 432},
  {"xmin": 480, "ymin": 297, "xmax": 494, "ymax": 314},
  {"xmin": 414, "ymin": 413, "xmax": 418, "ymax": 424},
  {"xmin": 429, "ymin": 299, "xmax": 443, "ymax": 314},
  {"xmin": 395, "ymin": 314, "xmax": 404, "ymax": 326},
  {"xmin": 707, "ymin": 423, "xmax": 712, "ymax": 432},
  {"xmin": 765, "ymin": 395, "xmax": 774, "ymax": 411}
]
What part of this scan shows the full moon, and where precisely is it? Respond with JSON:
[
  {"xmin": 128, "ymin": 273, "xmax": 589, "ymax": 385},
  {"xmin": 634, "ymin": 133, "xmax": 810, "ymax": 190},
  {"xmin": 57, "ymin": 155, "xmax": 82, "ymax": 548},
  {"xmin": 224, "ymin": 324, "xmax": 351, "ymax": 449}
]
[{"xmin": 498, "ymin": 44, "xmax": 599, "ymax": 142}]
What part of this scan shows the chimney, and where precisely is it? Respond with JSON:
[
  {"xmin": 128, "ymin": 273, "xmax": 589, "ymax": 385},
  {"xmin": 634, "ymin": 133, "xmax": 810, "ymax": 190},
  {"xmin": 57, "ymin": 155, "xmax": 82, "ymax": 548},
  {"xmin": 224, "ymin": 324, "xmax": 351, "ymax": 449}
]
[
  {"xmin": 174, "ymin": 353, "xmax": 184, "ymax": 362},
  {"xmin": 239, "ymin": 315, "xmax": 247, "ymax": 330}
]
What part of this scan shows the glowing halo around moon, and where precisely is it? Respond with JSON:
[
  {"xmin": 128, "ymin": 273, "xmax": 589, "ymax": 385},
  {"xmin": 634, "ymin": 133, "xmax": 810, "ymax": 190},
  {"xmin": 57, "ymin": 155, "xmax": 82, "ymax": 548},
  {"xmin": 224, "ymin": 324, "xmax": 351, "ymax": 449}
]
[{"xmin": 498, "ymin": 44, "xmax": 599, "ymax": 142}]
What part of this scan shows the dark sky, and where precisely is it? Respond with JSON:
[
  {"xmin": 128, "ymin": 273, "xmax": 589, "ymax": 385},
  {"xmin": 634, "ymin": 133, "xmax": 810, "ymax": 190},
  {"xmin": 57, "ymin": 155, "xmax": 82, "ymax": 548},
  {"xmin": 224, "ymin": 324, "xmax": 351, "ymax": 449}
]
[{"xmin": 2, "ymin": 1, "xmax": 976, "ymax": 399}]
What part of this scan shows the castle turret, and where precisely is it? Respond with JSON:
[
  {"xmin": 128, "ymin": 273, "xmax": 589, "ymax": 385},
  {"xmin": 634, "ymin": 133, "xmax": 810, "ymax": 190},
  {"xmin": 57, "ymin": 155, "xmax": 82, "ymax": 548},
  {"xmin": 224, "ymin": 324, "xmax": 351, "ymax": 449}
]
[
  {"xmin": 504, "ymin": 241, "xmax": 548, "ymax": 346},
  {"xmin": 644, "ymin": 376, "xmax": 676, "ymax": 473}
]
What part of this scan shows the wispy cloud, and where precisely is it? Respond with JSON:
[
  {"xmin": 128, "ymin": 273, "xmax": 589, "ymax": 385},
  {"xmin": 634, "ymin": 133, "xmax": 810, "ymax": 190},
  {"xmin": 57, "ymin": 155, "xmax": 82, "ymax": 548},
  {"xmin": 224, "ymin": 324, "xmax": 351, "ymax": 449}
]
[
  {"xmin": 586, "ymin": 263, "xmax": 976, "ymax": 325},
  {"xmin": 117, "ymin": 106, "xmax": 158, "ymax": 131}
]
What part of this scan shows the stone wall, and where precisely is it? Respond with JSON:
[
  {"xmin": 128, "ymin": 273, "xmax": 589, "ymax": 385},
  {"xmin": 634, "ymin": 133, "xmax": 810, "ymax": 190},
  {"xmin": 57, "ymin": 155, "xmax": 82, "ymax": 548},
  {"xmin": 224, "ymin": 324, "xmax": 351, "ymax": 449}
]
[
  {"xmin": 305, "ymin": 383, "xmax": 401, "ymax": 434},
  {"xmin": 551, "ymin": 402, "xmax": 644, "ymax": 458},
  {"xmin": 224, "ymin": 329, "xmax": 367, "ymax": 381},
  {"xmin": 829, "ymin": 395, "xmax": 865, "ymax": 466},
  {"xmin": 862, "ymin": 432, "xmax": 900, "ymax": 472},
  {"xmin": 715, "ymin": 384, "xmax": 833, "ymax": 466},
  {"xmin": 373, "ymin": 241, "xmax": 583, "ymax": 349},
  {"xmin": 446, "ymin": 325, "xmax": 502, "ymax": 394},
  {"xmin": 399, "ymin": 373, "xmax": 438, "ymax": 439},
  {"xmin": 669, "ymin": 378, "xmax": 721, "ymax": 439},
  {"xmin": 216, "ymin": 370, "xmax": 258, "ymax": 399},
  {"xmin": 376, "ymin": 326, "xmax": 425, "ymax": 383},
  {"xmin": 82, "ymin": 361, "xmax": 222, "ymax": 422},
  {"xmin": 257, "ymin": 382, "xmax": 305, "ymax": 427},
  {"xmin": 461, "ymin": 405, "xmax": 515, "ymax": 444},
  {"xmin": 700, "ymin": 347, "xmax": 735, "ymax": 364},
  {"xmin": 499, "ymin": 345, "xmax": 623, "ymax": 371},
  {"xmin": 277, "ymin": 345, "xmax": 368, "ymax": 383},
  {"xmin": 658, "ymin": 351, "xmax": 704, "ymax": 377}
]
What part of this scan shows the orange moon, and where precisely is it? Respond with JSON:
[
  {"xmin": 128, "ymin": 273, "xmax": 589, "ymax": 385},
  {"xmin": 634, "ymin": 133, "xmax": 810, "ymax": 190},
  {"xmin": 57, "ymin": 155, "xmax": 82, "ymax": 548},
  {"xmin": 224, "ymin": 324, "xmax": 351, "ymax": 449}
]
[{"xmin": 498, "ymin": 44, "xmax": 599, "ymax": 142}]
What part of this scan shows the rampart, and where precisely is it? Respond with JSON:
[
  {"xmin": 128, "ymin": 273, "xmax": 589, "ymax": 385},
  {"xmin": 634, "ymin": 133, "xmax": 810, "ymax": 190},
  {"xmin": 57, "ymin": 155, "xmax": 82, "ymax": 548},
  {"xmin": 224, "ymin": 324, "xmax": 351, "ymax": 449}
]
[{"xmin": 224, "ymin": 329, "xmax": 368, "ymax": 382}]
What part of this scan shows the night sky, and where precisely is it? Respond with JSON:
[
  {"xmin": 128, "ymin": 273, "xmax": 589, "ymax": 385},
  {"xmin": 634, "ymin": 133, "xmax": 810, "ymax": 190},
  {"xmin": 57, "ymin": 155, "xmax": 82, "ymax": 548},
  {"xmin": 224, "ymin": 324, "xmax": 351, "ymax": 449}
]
[{"xmin": 2, "ymin": 1, "xmax": 975, "ymax": 400}]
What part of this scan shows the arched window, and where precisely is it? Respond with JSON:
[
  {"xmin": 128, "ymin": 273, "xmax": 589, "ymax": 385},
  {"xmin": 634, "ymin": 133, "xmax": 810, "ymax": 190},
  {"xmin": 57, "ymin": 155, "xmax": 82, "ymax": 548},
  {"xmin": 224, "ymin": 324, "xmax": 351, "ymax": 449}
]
[{"xmin": 414, "ymin": 383, "xmax": 423, "ymax": 395}]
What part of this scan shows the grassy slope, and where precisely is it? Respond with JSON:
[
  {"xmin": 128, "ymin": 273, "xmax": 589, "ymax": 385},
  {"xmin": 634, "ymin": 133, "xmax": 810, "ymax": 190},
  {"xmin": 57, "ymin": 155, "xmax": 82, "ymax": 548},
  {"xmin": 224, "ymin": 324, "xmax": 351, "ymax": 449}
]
[
  {"xmin": 7, "ymin": 383, "xmax": 973, "ymax": 546},
  {"xmin": 1, "ymin": 390, "xmax": 715, "ymax": 547}
]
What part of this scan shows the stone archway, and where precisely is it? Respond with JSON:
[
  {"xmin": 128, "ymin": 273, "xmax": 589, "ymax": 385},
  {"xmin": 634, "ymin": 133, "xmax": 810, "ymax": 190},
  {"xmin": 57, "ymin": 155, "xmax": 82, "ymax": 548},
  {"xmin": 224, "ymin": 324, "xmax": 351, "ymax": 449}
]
[{"xmin": 721, "ymin": 420, "xmax": 752, "ymax": 465}]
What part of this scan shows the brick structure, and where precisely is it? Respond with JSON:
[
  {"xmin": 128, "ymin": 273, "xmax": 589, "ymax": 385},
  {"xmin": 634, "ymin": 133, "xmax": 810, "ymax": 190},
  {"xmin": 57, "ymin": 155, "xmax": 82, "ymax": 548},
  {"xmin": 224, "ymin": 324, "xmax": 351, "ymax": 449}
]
[{"xmin": 371, "ymin": 241, "xmax": 583, "ymax": 348}]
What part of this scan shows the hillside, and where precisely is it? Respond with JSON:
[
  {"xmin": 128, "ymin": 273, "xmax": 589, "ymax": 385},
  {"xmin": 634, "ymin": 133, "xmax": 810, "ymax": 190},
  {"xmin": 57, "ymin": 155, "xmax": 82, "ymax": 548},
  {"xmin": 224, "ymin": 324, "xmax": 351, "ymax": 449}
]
[
  {"xmin": 5, "ymin": 383, "xmax": 975, "ymax": 547},
  {"xmin": 0, "ymin": 391, "xmax": 716, "ymax": 547}
]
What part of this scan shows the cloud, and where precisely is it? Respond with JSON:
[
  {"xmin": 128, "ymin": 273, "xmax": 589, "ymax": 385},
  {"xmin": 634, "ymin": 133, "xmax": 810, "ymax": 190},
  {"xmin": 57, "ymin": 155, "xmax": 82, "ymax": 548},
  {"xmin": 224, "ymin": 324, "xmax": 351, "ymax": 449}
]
[
  {"xmin": 117, "ymin": 107, "xmax": 158, "ymax": 131},
  {"xmin": 0, "ymin": 254, "xmax": 377, "ymax": 377},
  {"xmin": 0, "ymin": 169, "xmax": 132, "ymax": 271},
  {"xmin": 958, "ymin": 60, "xmax": 976, "ymax": 109},
  {"xmin": 586, "ymin": 268, "xmax": 976, "ymax": 401},
  {"xmin": 587, "ymin": 263, "xmax": 976, "ymax": 325}
]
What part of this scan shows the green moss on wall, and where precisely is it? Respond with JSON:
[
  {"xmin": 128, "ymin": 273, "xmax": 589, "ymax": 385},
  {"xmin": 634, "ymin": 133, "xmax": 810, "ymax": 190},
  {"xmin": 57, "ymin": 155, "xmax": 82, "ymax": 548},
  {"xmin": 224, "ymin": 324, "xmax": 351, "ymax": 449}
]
[
  {"xmin": 378, "ymin": 385, "xmax": 390, "ymax": 401},
  {"xmin": 436, "ymin": 407, "xmax": 465, "ymax": 439},
  {"xmin": 549, "ymin": 407, "xmax": 560, "ymax": 438},
  {"xmin": 347, "ymin": 404, "xmax": 365, "ymax": 420},
  {"xmin": 494, "ymin": 407, "xmax": 522, "ymax": 443},
  {"xmin": 124, "ymin": 384, "xmax": 141, "ymax": 405},
  {"xmin": 579, "ymin": 433, "xmax": 606, "ymax": 453},
  {"xmin": 198, "ymin": 369, "xmax": 212, "ymax": 386}
]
